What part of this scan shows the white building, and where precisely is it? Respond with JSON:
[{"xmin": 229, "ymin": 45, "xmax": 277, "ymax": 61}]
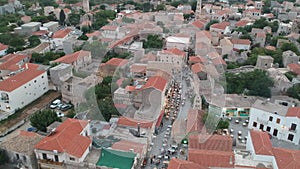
[
  {"xmin": 34, "ymin": 118, "xmax": 92, "ymax": 168},
  {"xmin": 0, "ymin": 63, "xmax": 49, "ymax": 114},
  {"xmin": 248, "ymin": 99, "xmax": 300, "ymax": 145},
  {"xmin": 166, "ymin": 34, "xmax": 191, "ymax": 51},
  {"xmin": 277, "ymin": 22, "xmax": 292, "ymax": 35},
  {"xmin": 51, "ymin": 28, "xmax": 72, "ymax": 46},
  {"xmin": 230, "ymin": 39, "xmax": 251, "ymax": 51}
]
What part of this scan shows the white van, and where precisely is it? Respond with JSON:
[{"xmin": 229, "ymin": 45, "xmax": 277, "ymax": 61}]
[{"xmin": 50, "ymin": 99, "xmax": 61, "ymax": 109}]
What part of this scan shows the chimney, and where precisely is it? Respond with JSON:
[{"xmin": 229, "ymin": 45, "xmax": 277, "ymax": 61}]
[
  {"xmin": 25, "ymin": 63, "xmax": 28, "ymax": 70},
  {"xmin": 137, "ymin": 123, "xmax": 140, "ymax": 137}
]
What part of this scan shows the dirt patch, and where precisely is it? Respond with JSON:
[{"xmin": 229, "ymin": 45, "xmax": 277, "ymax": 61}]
[{"xmin": 0, "ymin": 91, "xmax": 61, "ymax": 134}]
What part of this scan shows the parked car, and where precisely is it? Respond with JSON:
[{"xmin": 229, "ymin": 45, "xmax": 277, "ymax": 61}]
[
  {"xmin": 50, "ymin": 99, "xmax": 61, "ymax": 109},
  {"xmin": 60, "ymin": 104, "xmax": 73, "ymax": 111},
  {"xmin": 27, "ymin": 127, "xmax": 37, "ymax": 132}
]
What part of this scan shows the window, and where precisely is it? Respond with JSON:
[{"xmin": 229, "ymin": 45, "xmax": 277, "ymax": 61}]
[
  {"xmin": 266, "ymin": 126, "xmax": 271, "ymax": 132},
  {"xmin": 16, "ymin": 153, "xmax": 19, "ymax": 160},
  {"xmin": 288, "ymin": 134, "xmax": 294, "ymax": 141},
  {"xmin": 41, "ymin": 76, "xmax": 44, "ymax": 78},
  {"xmin": 70, "ymin": 157, "xmax": 75, "ymax": 161},
  {"xmin": 259, "ymin": 124, "xmax": 264, "ymax": 130},
  {"xmin": 42, "ymin": 153, "xmax": 47, "ymax": 160},
  {"xmin": 291, "ymin": 123, "xmax": 297, "ymax": 131},
  {"xmin": 253, "ymin": 122, "xmax": 257, "ymax": 127},
  {"xmin": 54, "ymin": 155, "xmax": 59, "ymax": 162},
  {"xmin": 34, "ymin": 80, "xmax": 36, "ymax": 83},
  {"xmin": 276, "ymin": 118, "xmax": 281, "ymax": 124},
  {"xmin": 273, "ymin": 129, "xmax": 278, "ymax": 136},
  {"xmin": 269, "ymin": 116, "xmax": 273, "ymax": 121}
]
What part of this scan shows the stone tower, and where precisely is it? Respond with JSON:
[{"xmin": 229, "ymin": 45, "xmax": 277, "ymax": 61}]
[
  {"xmin": 82, "ymin": 0, "xmax": 89, "ymax": 13},
  {"xmin": 196, "ymin": 0, "xmax": 202, "ymax": 19}
]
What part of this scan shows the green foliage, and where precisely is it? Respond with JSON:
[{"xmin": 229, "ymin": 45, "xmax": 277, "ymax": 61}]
[
  {"xmin": 28, "ymin": 35, "xmax": 41, "ymax": 48},
  {"xmin": 92, "ymin": 10, "xmax": 116, "ymax": 30},
  {"xmin": 252, "ymin": 18, "xmax": 278, "ymax": 33},
  {"xmin": 142, "ymin": 34, "xmax": 163, "ymax": 49},
  {"xmin": 101, "ymin": 51, "xmax": 131, "ymax": 63},
  {"xmin": 225, "ymin": 69, "xmax": 274, "ymax": 98},
  {"xmin": 121, "ymin": 78, "xmax": 133, "ymax": 88},
  {"xmin": 280, "ymin": 42, "xmax": 300, "ymax": 55},
  {"xmin": 66, "ymin": 109, "xmax": 76, "ymax": 118},
  {"xmin": 297, "ymin": 37, "xmax": 300, "ymax": 44},
  {"xmin": 0, "ymin": 33, "xmax": 25, "ymax": 51},
  {"xmin": 121, "ymin": 17, "xmax": 135, "ymax": 23},
  {"xmin": 77, "ymin": 34, "xmax": 89, "ymax": 40},
  {"xmin": 202, "ymin": 112, "xmax": 230, "ymax": 131},
  {"xmin": 270, "ymin": 36, "xmax": 287, "ymax": 46},
  {"xmin": 0, "ymin": 150, "xmax": 7, "ymax": 165},
  {"xmin": 81, "ymin": 26, "xmax": 91, "ymax": 34},
  {"xmin": 68, "ymin": 13, "xmax": 81, "ymax": 26},
  {"xmin": 287, "ymin": 84, "xmax": 300, "ymax": 100},
  {"xmin": 240, "ymin": 33, "xmax": 252, "ymax": 41},
  {"xmin": 217, "ymin": 120, "xmax": 230, "ymax": 129},
  {"xmin": 170, "ymin": 1, "xmax": 181, "ymax": 7},
  {"xmin": 59, "ymin": 9, "xmax": 66, "ymax": 25},
  {"xmin": 30, "ymin": 109, "xmax": 62, "ymax": 132},
  {"xmin": 155, "ymin": 4, "xmax": 166, "ymax": 11},
  {"xmin": 284, "ymin": 72, "xmax": 297, "ymax": 81},
  {"xmin": 245, "ymin": 47, "xmax": 283, "ymax": 67},
  {"xmin": 205, "ymin": 20, "xmax": 219, "ymax": 30},
  {"xmin": 31, "ymin": 51, "xmax": 65, "ymax": 65}
]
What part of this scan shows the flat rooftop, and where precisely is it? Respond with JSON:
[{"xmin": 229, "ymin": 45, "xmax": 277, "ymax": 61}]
[
  {"xmin": 22, "ymin": 22, "xmax": 41, "ymax": 27},
  {"xmin": 252, "ymin": 99, "xmax": 290, "ymax": 116}
]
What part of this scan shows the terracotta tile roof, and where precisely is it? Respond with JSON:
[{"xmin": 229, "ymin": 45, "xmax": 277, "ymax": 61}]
[
  {"xmin": 250, "ymin": 130, "xmax": 274, "ymax": 156},
  {"xmin": 192, "ymin": 63, "xmax": 205, "ymax": 74},
  {"xmin": 0, "ymin": 63, "xmax": 45, "ymax": 92},
  {"xmin": 273, "ymin": 147, "xmax": 300, "ymax": 169},
  {"xmin": 231, "ymin": 39, "xmax": 251, "ymax": 45},
  {"xmin": 196, "ymin": 31, "xmax": 212, "ymax": 40},
  {"xmin": 189, "ymin": 134, "xmax": 233, "ymax": 152},
  {"xmin": 114, "ymin": 104, "xmax": 127, "ymax": 109},
  {"xmin": 161, "ymin": 48, "xmax": 185, "ymax": 57},
  {"xmin": 116, "ymin": 77, "xmax": 125, "ymax": 86},
  {"xmin": 210, "ymin": 22, "xmax": 230, "ymax": 30},
  {"xmin": 32, "ymin": 30, "xmax": 48, "ymax": 36},
  {"xmin": 192, "ymin": 20, "xmax": 205, "ymax": 29},
  {"xmin": 168, "ymin": 158, "xmax": 207, "ymax": 169},
  {"xmin": 143, "ymin": 76, "xmax": 167, "ymax": 92},
  {"xmin": 0, "ymin": 43, "xmax": 8, "ymax": 51},
  {"xmin": 130, "ymin": 64, "xmax": 146, "ymax": 73},
  {"xmin": 246, "ymin": 9, "xmax": 261, "ymax": 13},
  {"xmin": 112, "ymin": 140, "xmax": 145, "ymax": 155},
  {"xmin": 53, "ymin": 50, "xmax": 91, "ymax": 64},
  {"xmin": 101, "ymin": 25, "xmax": 118, "ymax": 31},
  {"xmin": 189, "ymin": 56, "xmax": 207, "ymax": 64},
  {"xmin": 125, "ymin": 85, "xmax": 136, "ymax": 92},
  {"xmin": 286, "ymin": 107, "xmax": 300, "ymax": 118},
  {"xmin": 86, "ymin": 31, "xmax": 101, "ymax": 37},
  {"xmin": 0, "ymin": 54, "xmax": 30, "ymax": 71},
  {"xmin": 34, "ymin": 118, "xmax": 91, "ymax": 158},
  {"xmin": 105, "ymin": 58, "xmax": 128, "ymax": 67},
  {"xmin": 212, "ymin": 57, "xmax": 227, "ymax": 65},
  {"xmin": 235, "ymin": 20, "xmax": 250, "ymax": 27},
  {"xmin": 186, "ymin": 110, "xmax": 204, "ymax": 133},
  {"xmin": 265, "ymin": 46, "xmax": 276, "ymax": 51},
  {"xmin": 52, "ymin": 28, "xmax": 72, "ymax": 38},
  {"xmin": 117, "ymin": 116, "xmax": 153, "ymax": 129},
  {"xmin": 287, "ymin": 63, "xmax": 300, "ymax": 75},
  {"xmin": 188, "ymin": 149, "xmax": 234, "ymax": 168},
  {"xmin": 256, "ymin": 32, "xmax": 266, "ymax": 37},
  {"xmin": 141, "ymin": 53, "xmax": 156, "ymax": 62}
]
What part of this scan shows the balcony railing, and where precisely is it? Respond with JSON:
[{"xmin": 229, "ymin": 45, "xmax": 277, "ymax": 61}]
[{"xmin": 39, "ymin": 159, "xmax": 64, "ymax": 166}]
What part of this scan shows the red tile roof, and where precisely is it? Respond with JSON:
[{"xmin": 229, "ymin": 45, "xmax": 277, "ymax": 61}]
[
  {"xmin": 231, "ymin": 39, "xmax": 251, "ymax": 45},
  {"xmin": 112, "ymin": 140, "xmax": 145, "ymax": 155},
  {"xmin": 273, "ymin": 147, "xmax": 300, "ymax": 169},
  {"xmin": 32, "ymin": 30, "xmax": 48, "ymax": 36},
  {"xmin": 212, "ymin": 57, "xmax": 227, "ymax": 65},
  {"xmin": 161, "ymin": 48, "xmax": 185, "ymax": 57},
  {"xmin": 265, "ymin": 46, "xmax": 276, "ymax": 51},
  {"xmin": 130, "ymin": 64, "xmax": 146, "ymax": 73},
  {"xmin": 86, "ymin": 31, "xmax": 101, "ymax": 37},
  {"xmin": 34, "ymin": 118, "xmax": 91, "ymax": 158},
  {"xmin": 0, "ymin": 63, "xmax": 45, "ymax": 92},
  {"xmin": 52, "ymin": 28, "xmax": 72, "ymax": 38},
  {"xmin": 189, "ymin": 134, "xmax": 233, "ymax": 152},
  {"xmin": 189, "ymin": 56, "xmax": 208, "ymax": 64},
  {"xmin": 125, "ymin": 85, "xmax": 136, "ymax": 92},
  {"xmin": 0, "ymin": 43, "xmax": 8, "ymax": 51},
  {"xmin": 143, "ymin": 76, "xmax": 167, "ymax": 92},
  {"xmin": 114, "ymin": 104, "xmax": 127, "ymax": 109},
  {"xmin": 188, "ymin": 149, "xmax": 234, "ymax": 168},
  {"xmin": 192, "ymin": 20, "xmax": 205, "ymax": 29},
  {"xmin": 250, "ymin": 130, "xmax": 274, "ymax": 156},
  {"xmin": 53, "ymin": 50, "xmax": 91, "ymax": 64},
  {"xmin": 105, "ymin": 58, "xmax": 128, "ymax": 67},
  {"xmin": 186, "ymin": 110, "xmax": 204, "ymax": 133},
  {"xmin": 101, "ymin": 25, "xmax": 118, "ymax": 31},
  {"xmin": 168, "ymin": 158, "xmax": 207, "ymax": 169},
  {"xmin": 286, "ymin": 107, "xmax": 300, "ymax": 119},
  {"xmin": 192, "ymin": 63, "xmax": 205, "ymax": 74},
  {"xmin": 210, "ymin": 22, "xmax": 230, "ymax": 30},
  {"xmin": 116, "ymin": 77, "xmax": 125, "ymax": 86},
  {"xmin": 235, "ymin": 20, "xmax": 250, "ymax": 27},
  {"xmin": 117, "ymin": 116, "xmax": 153, "ymax": 129},
  {"xmin": 287, "ymin": 63, "xmax": 300, "ymax": 75},
  {"xmin": 256, "ymin": 32, "xmax": 266, "ymax": 37},
  {"xmin": 0, "ymin": 54, "xmax": 30, "ymax": 71}
]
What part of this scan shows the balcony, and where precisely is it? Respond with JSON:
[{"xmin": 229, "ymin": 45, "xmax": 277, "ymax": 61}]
[{"xmin": 39, "ymin": 159, "xmax": 64, "ymax": 166}]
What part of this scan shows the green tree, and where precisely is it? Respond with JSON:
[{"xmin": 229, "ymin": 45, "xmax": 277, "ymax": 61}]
[
  {"xmin": 30, "ymin": 109, "xmax": 62, "ymax": 132},
  {"xmin": 205, "ymin": 20, "xmax": 219, "ymax": 30},
  {"xmin": 280, "ymin": 42, "xmax": 300, "ymax": 54},
  {"xmin": 142, "ymin": 34, "xmax": 163, "ymax": 49},
  {"xmin": 68, "ymin": 13, "xmax": 80, "ymax": 26},
  {"xmin": 0, "ymin": 150, "xmax": 7, "ymax": 165},
  {"xmin": 240, "ymin": 33, "xmax": 252, "ymax": 41},
  {"xmin": 59, "ymin": 9, "xmax": 66, "ymax": 25},
  {"xmin": 287, "ymin": 84, "xmax": 300, "ymax": 100},
  {"xmin": 155, "ymin": 4, "xmax": 166, "ymax": 11},
  {"xmin": 66, "ymin": 109, "xmax": 76, "ymax": 118},
  {"xmin": 77, "ymin": 34, "xmax": 88, "ymax": 40},
  {"xmin": 81, "ymin": 26, "xmax": 91, "ymax": 34},
  {"xmin": 28, "ymin": 35, "xmax": 41, "ymax": 48}
]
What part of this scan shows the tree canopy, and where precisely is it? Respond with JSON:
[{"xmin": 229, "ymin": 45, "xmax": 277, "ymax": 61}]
[
  {"xmin": 225, "ymin": 69, "xmax": 274, "ymax": 98},
  {"xmin": 59, "ymin": 9, "xmax": 66, "ymax": 25},
  {"xmin": 287, "ymin": 84, "xmax": 300, "ymax": 100},
  {"xmin": 31, "ymin": 51, "xmax": 65, "ymax": 65},
  {"xmin": 28, "ymin": 35, "xmax": 41, "ymax": 48},
  {"xmin": 142, "ymin": 34, "xmax": 163, "ymax": 49},
  {"xmin": 30, "ymin": 109, "xmax": 62, "ymax": 132},
  {"xmin": 205, "ymin": 20, "xmax": 219, "ymax": 30}
]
